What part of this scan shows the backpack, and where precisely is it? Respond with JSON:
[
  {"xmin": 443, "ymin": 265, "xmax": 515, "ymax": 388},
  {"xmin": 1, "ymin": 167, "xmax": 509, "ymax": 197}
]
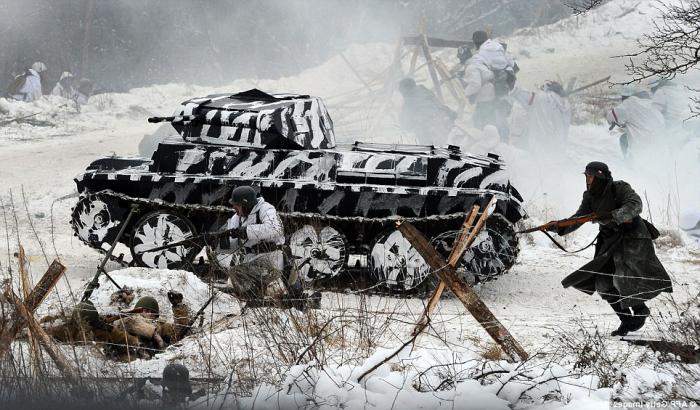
[{"xmin": 6, "ymin": 70, "xmax": 31, "ymax": 97}]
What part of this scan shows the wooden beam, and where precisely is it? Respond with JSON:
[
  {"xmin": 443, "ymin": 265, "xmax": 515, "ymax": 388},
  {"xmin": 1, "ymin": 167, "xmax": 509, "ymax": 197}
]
[
  {"xmin": 397, "ymin": 220, "xmax": 528, "ymax": 362},
  {"xmin": 18, "ymin": 246, "xmax": 43, "ymax": 378},
  {"xmin": 4, "ymin": 289, "xmax": 78, "ymax": 382},
  {"xmin": 412, "ymin": 204, "xmax": 481, "ymax": 336},
  {"xmin": 420, "ymin": 33, "xmax": 444, "ymax": 103},
  {"xmin": 0, "ymin": 259, "xmax": 66, "ymax": 358}
]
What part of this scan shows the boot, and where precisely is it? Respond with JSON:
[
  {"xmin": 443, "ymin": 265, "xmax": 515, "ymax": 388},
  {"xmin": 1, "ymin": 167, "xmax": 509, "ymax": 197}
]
[
  {"xmin": 609, "ymin": 302, "xmax": 634, "ymax": 336},
  {"xmin": 624, "ymin": 303, "xmax": 650, "ymax": 333}
]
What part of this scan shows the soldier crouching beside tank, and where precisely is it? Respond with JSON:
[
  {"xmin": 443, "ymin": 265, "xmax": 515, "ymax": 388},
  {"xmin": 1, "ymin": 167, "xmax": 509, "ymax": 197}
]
[
  {"xmin": 224, "ymin": 186, "xmax": 290, "ymax": 300},
  {"xmin": 547, "ymin": 162, "xmax": 673, "ymax": 336},
  {"xmin": 42, "ymin": 292, "xmax": 191, "ymax": 360}
]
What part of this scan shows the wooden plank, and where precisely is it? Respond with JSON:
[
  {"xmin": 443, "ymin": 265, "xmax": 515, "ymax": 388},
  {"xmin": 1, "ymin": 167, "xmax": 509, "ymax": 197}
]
[
  {"xmin": 419, "ymin": 33, "xmax": 444, "ymax": 103},
  {"xmin": 416, "ymin": 197, "xmax": 497, "ymax": 332},
  {"xmin": 412, "ymin": 204, "xmax": 480, "ymax": 336},
  {"xmin": 434, "ymin": 58, "xmax": 467, "ymax": 113},
  {"xmin": 397, "ymin": 220, "xmax": 528, "ymax": 362},
  {"xmin": 4, "ymin": 289, "xmax": 78, "ymax": 382},
  {"xmin": 0, "ymin": 259, "xmax": 66, "ymax": 358},
  {"xmin": 18, "ymin": 246, "xmax": 43, "ymax": 378}
]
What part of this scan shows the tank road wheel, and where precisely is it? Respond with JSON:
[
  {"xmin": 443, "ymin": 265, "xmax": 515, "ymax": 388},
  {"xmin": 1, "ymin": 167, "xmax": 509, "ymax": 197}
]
[
  {"xmin": 369, "ymin": 229, "xmax": 432, "ymax": 292},
  {"xmin": 71, "ymin": 193, "xmax": 128, "ymax": 248},
  {"xmin": 130, "ymin": 211, "xmax": 200, "ymax": 270},
  {"xmin": 431, "ymin": 215, "xmax": 519, "ymax": 283},
  {"xmin": 288, "ymin": 225, "xmax": 348, "ymax": 282}
]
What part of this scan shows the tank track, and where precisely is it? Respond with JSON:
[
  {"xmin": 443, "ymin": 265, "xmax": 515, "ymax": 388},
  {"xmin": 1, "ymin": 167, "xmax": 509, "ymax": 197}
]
[{"xmin": 71, "ymin": 189, "xmax": 518, "ymax": 296}]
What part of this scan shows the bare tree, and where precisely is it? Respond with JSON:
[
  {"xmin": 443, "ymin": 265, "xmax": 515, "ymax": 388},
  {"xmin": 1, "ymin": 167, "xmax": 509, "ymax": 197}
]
[
  {"xmin": 563, "ymin": 0, "xmax": 606, "ymax": 15},
  {"xmin": 620, "ymin": 1, "xmax": 700, "ymax": 116}
]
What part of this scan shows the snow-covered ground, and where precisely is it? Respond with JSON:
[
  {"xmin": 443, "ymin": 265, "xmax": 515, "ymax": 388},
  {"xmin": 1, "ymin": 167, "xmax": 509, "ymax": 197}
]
[{"xmin": 1, "ymin": 0, "xmax": 699, "ymax": 408}]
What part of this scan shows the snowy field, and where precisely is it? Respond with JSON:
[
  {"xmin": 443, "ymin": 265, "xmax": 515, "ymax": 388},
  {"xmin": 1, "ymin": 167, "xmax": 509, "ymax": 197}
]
[{"xmin": 1, "ymin": 0, "xmax": 699, "ymax": 408}]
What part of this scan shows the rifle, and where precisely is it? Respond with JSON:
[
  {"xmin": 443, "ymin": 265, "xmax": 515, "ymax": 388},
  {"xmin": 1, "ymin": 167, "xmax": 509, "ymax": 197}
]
[
  {"xmin": 177, "ymin": 294, "xmax": 216, "ymax": 340},
  {"xmin": 566, "ymin": 76, "xmax": 611, "ymax": 96},
  {"xmin": 135, "ymin": 229, "xmax": 238, "ymax": 255},
  {"xmin": 517, "ymin": 213, "xmax": 599, "ymax": 234}
]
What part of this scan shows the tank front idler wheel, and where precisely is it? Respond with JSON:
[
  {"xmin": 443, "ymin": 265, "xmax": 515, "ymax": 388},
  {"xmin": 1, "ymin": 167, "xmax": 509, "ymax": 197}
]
[{"xmin": 130, "ymin": 211, "xmax": 200, "ymax": 270}]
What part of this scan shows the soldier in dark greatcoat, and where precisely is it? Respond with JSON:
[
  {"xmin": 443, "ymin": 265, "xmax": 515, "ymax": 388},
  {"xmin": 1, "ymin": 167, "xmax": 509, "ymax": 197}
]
[{"xmin": 550, "ymin": 161, "xmax": 673, "ymax": 336}]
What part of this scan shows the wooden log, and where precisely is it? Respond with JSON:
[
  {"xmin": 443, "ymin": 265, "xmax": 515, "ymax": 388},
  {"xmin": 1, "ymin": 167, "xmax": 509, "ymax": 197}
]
[
  {"xmin": 18, "ymin": 246, "xmax": 43, "ymax": 377},
  {"xmin": 397, "ymin": 220, "xmax": 529, "ymax": 362},
  {"xmin": 0, "ymin": 259, "xmax": 66, "ymax": 358},
  {"xmin": 4, "ymin": 289, "xmax": 78, "ymax": 382},
  {"xmin": 412, "ymin": 204, "xmax": 480, "ymax": 336},
  {"xmin": 414, "ymin": 197, "xmax": 497, "ymax": 336},
  {"xmin": 419, "ymin": 34, "xmax": 444, "ymax": 103},
  {"xmin": 434, "ymin": 58, "xmax": 467, "ymax": 112}
]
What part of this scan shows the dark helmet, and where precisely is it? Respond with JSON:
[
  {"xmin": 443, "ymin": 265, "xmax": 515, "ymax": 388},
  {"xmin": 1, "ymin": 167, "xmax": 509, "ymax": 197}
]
[
  {"xmin": 71, "ymin": 300, "xmax": 99, "ymax": 326},
  {"xmin": 584, "ymin": 161, "xmax": 611, "ymax": 179},
  {"xmin": 472, "ymin": 30, "xmax": 489, "ymax": 49},
  {"xmin": 162, "ymin": 363, "xmax": 192, "ymax": 393},
  {"xmin": 229, "ymin": 186, "xmax": 257, "ymax": 210},
  {"xmin": 134, "ymin": 296, "xmax": 160, "ymax": 315},
  {"xmin": 398, "ymin": 77, "xmax": 416, "ymax": 95},
  {"xmin": 544, "ymin": 81, "xmax": 565, "ymax": 97},
  {"xmin": 457, "ymin": 45, "xmax": 473, "ymax": 64}
]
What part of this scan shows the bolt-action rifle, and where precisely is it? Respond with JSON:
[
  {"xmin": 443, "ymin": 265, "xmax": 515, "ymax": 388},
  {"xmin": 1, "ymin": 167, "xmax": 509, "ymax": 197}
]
[
  {"xmin": 135, "ymin": 228, "xmax": 241, "ymax": 255},
  {"xmin": 517, "ymin": 213, "xmax": 600, "ymax": 234}
]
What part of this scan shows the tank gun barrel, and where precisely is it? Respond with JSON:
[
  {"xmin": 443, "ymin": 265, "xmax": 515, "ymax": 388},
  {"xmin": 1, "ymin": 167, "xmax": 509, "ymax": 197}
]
[{"xmin": 147, "ymin": 114, "xmax": 258, "ymax": 128}]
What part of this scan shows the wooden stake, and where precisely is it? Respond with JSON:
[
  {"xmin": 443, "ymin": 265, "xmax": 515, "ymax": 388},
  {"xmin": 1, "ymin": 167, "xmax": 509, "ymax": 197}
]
[
  {"xmin": 4, "ymin": 289, "xmax": 78, "ymax": 382},
  {"xmin": 412, "ymin": 204, "xmax": 480, "ymax": 336},
  {"xmin": 397, "ymin": 221, "xmax": 528, "ymax": 362},
  {"xmin": 0, "ymin": 259, "xmax": 66, "ymax": 358},
  {"xmin": 18, "ymin": 246, "xmax": 43, "ymax": 378},
  {"xmin": 434, "ymin": 57, "xmax": 467, "ymax": 113},
  {"xmin": 419, "ymin": 32, "xmax": 444, "ymax": 103},
  {"xmin": 413, "ymin": 197, "xmax": 498, "ymax": 337}
]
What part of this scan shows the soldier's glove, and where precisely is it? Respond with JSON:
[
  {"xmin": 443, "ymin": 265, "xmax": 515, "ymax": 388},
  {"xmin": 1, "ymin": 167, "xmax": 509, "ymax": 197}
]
[
  {"xmin": 229, "ymin": 227, "xmax": 248, "ymax": 240},
  {"xmin": 167, "ymin": 291, "xmax": 183, "ymax": 306}
]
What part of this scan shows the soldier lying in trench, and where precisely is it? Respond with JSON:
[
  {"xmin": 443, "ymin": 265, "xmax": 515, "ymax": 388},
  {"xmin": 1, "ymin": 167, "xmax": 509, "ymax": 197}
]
[{"xmin": 40, "ymin": 291, "xmax": 190, "ymax": 360}]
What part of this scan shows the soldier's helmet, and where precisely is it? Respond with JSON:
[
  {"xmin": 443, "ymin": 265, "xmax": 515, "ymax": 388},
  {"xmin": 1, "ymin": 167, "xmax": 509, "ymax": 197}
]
[
  {"xmin": 584, "ymin": 161, "xmax": 611, "ymax": 179},
  {"xmin": 162, "ymin": 363, "xmax": 192, "ymax": 394},
  {"xmin": 229, "ymin": 186, "xmax": 257, "ymax": 211},
  {"xmin": 71, "ymin": 300, "xmax": 99, "ymax": 327},
  {"xmin": 134, "ymin": 296, "xmax": 160, "ymax": 316}
]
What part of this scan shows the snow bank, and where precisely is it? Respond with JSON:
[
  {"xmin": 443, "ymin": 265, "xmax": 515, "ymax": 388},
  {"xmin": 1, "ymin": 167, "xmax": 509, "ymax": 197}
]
[{"xmin": 88, "ymin": 267, "xmax": 239, "ymax": 322}]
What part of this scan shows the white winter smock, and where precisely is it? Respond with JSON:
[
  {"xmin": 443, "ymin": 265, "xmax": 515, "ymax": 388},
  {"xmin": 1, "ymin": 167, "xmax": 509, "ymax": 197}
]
[
  {"xmin": 512, "ymin": 87, "xmax": 571, "ymax": 151},
  {"xmin": 606, "ymin": 96, "xmax": 665, "ymax": 156},
  {"xmin": 11, "ymin": 69, "xmax": 42, "ymax": 102},
  {"xmin": 226, "ymin": 196, "xmax": 285, "ymax": 271}
]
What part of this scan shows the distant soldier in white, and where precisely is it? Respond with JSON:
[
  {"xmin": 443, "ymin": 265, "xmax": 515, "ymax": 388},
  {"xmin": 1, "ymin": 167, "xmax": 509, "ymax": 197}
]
[
  {"xmin": 225, "ymin": 186, "xmax": 286, "ymax": 299},
  {"xmin": 8, "ymin": 61, "xmax": 47, "ymax": 102},
  {"xmin": 606, "ymin": 85, "xmax": 665, "ymax": 159},
  {"xmin": 649, "ymin": 78, "xmax": 688, "ymax": 130},
  {"xmin": 462, "ymin": 31, "xmax": 518, "ymax": 142},
  {"xmin": 511, "ymin": 81, "xmax": 571, "ymax": 152},
  {"xmin": 680, "ymin": 208, "xmax": 700, "ymax": 244},
  {"xmin": 51, "ymin": 71, "xmax": 81, "ymax": 102},
  {"xmin": 398, "ymin": 78, "xmax": 456, "ymax": 146}
]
